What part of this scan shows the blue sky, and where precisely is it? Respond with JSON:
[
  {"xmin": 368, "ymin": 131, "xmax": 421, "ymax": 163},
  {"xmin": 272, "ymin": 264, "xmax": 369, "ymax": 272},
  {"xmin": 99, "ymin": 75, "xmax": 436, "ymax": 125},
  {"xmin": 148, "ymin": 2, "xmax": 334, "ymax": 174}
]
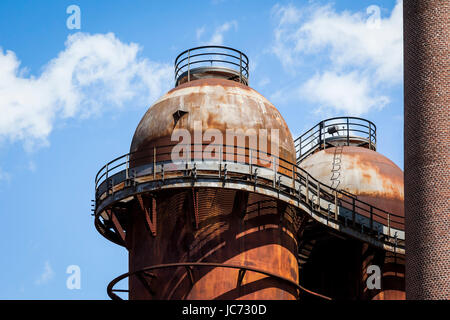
[{"xmin": 0, "ymin": 0, "xmax": 403, "ymax": 299}]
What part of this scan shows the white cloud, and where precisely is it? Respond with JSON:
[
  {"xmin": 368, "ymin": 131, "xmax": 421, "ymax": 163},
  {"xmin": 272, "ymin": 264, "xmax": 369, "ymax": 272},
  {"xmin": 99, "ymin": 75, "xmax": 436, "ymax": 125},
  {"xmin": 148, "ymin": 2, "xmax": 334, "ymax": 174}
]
[
  {"xmin": 0, "ymin": 166, "xmax": 11, "ymax": 182},
  {"xmin": 28, "ymin": 160, "xmax": 36, "ymax": 173},
  {"xmin": 197, "ymin": 21, "xmax": 238, "ymax": 45},
  {"xmin": 0, "ymin": 32, "xmax": 172, "ymax": 150},
  {"xmin": 301, "ymin": 71, "xmax": 389, "ymax": 116},
  {"xmin": 35, "ymin": 261, "xmax": 54, "ymax": 285},
  {"xmin": 257, "ymin": 77, "xmax": 270, "ymax": 88},
  {"xmin": 196, "ymin": 26, "xmax": 206, "ymax": 40},
  {"xmin": 271, "ymin": 1, "xmax": 403, "ymax": 116},
  {"xmin": 293, "ymin": 2, "xmax": 403, "ymax": 83},
  {"xmin": 272, "ymin": 3, "xmax": 303, "ymax": 26}
]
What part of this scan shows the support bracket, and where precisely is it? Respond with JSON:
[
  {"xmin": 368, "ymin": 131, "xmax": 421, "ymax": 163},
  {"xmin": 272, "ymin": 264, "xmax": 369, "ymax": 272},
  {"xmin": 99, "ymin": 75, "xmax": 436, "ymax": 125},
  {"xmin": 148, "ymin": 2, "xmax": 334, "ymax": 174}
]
[
  {"xmin": 237, "ymin": 269, "xmax": 246, "ymax": 288},
  {"xmin": 136, "ymin": 271, "xmax": 157, "ymax": 296},
  {"xmin": 106, "ymin": 209, "xmax": 127, "ymax": 248},
  {"xmin": 185, "ymin": 266, "xmax": 195, "ymax": 286},
  {"xmin": 136, "ymin": 194, "xmax": 157, "ymax": 237},
  {"xmin": 192, "ymin": 188, "xmax": 199, "ymax": 229}
]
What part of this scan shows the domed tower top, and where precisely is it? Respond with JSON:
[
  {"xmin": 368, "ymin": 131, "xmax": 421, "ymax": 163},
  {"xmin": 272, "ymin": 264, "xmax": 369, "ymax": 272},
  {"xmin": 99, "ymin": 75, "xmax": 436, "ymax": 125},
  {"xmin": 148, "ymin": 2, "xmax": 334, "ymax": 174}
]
[
  {"xmin": 297, "ymin": 117, "xmax": 404, "ymax": 222},
  {"xmin": 130, "ymin": 46, "xmax": 295, "ymax": 165}
]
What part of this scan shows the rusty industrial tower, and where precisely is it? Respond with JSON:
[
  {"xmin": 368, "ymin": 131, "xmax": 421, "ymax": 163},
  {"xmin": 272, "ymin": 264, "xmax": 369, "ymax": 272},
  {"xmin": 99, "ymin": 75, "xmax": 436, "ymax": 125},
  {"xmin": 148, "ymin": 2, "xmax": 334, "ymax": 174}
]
[
  {"xmin": 404, "ymin": 1, "xmax": 450, "ymax": 299},
  {"xmin": 93, "ymin": 46, "xmax": 405, "ymax": 300}
]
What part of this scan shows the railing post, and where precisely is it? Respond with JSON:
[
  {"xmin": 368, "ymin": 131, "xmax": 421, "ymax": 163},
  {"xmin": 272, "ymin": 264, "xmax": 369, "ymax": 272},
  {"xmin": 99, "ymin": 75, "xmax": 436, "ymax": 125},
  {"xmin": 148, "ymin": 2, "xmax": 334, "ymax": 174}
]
[
  {"xmin": 352, "ymin": 198, "xmax": 356, "ymax": 227},
  {"xmin": 334, "ymin": 191, "xmax": 338, "ymax": 220},
  {"xmin": 319, "ymin": 121, "xmax": 323, "ymax": 149},
  {"xmin": 125, "ymin": 154, "xmax": 129, "ymax": 180},
  {"xmin": 272, "ymin": 155, "xmax": 276, "ymax": 188},
  {"xmin": 153, "ymin": 146, "xmax": 156, "ymax": 179},
  {"xmin": 292, "ymin": 165, "xmax": 296, "ymax": 189},
  {"xmin": 368, "ymin": 122, "xmax": 372, "ymax": 150},
  {"xmin": 305, "ymin": 175, "xmax": 309, "ymax": 205},
  {"xmin": 249, "ymin": 149, "xmax": 252, "ymax": 175},
  {"xmin": 219, "ymin": 145, "xmax": 222, "ymax": 178},
  {"xmin": 394, "ymin": 232, "xmax": 398, "ymax": 252},
  {"xmin": 370, "ymin": 206, "xmax": 373, "ymax": 232},
  {"xmin": 106, "ymin": 164, "xmax": 108, "ymax": 180},
  {"xmin": 187, "ymin": 50, "xmax": 191, "ymax": 82},
  {"xmin": 346, "ymin": 118, "xmax": 350, "ymax": 146},
  {"xmin": 239, "ymin": 52, "xmax": 242, "ymax": 83},
  {"xmin": 387, "ymin": 212, "xmax": 391, "ymax": 238},
  {"xmin": 317, "ymin": 183, "xmax": 320, "ymax": 208},
  {"xmin": 299, "ymin": 136, "xmax": 302, "ymax": 160}
]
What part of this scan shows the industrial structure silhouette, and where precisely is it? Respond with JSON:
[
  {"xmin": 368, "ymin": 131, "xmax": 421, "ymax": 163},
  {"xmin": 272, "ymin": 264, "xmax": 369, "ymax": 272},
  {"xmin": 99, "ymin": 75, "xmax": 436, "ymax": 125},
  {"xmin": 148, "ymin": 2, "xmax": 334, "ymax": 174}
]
[
  {"xmin": 92, "ymin": 1, "xmax": 449, "ymax": 300},
  {"xmin": 93, "ymin": 45, "xmax": 406, "ymax": 300}
]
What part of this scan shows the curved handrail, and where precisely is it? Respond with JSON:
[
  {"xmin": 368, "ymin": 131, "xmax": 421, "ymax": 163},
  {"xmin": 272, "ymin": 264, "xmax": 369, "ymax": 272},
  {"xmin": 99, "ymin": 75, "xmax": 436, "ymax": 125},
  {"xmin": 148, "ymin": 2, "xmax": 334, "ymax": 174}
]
[
  {"xmin": 175, "ymin": 46, "xmax": 249, "ymax": 69},
  {"xmin": 106, "ymin": 262, "xmax": 331, "ymax": 300},
  {"xmin": 295, "ymin": 117, "xmax": 377, "ymax": 162},
  {"xmin": 174, "ymin": 46, "xmax": 249, "ymax": 86},
  {"xmin": 93, "ymin": 143, "xmax": 405, "ymax": 246}
]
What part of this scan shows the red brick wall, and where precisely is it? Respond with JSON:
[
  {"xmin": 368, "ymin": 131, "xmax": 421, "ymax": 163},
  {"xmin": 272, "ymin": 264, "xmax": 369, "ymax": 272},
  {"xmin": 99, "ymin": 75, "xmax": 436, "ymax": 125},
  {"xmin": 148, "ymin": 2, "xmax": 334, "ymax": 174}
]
[{"xmin": 404, "ymin": 1, "xmax": 450, "ymax": 299}]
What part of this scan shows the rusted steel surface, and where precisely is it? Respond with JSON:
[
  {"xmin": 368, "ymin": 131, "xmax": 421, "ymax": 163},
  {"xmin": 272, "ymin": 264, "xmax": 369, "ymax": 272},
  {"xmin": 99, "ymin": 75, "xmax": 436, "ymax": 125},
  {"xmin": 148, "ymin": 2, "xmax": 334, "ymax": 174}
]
[
  {"xmin": 299, "ymin": 146, "xmax": 404, "ymax": 229},
  {"xmin": 361, "ymin": 243, "xmax": 405, "ymax": 300},
  {"xmin": 94, "ymin": 57, "xmax": 405, "ymax": 301},
  {"xmin": 109, "ymin": 262, "xmax": 331, "ymax": 300},
  {"xmin": 130, "ymin": 78, "xmax": 295, "ymax": 166},
  {"xmin": 300, "ymin": 234, "xmax": 405, "ymax": 300},
  {"xmin": 177, "ymin": 68, "xmax": 248, "ymax": 87},
  {"xmin": 127, "ymin": 189, "xmax": 300, "ymax": 300}
]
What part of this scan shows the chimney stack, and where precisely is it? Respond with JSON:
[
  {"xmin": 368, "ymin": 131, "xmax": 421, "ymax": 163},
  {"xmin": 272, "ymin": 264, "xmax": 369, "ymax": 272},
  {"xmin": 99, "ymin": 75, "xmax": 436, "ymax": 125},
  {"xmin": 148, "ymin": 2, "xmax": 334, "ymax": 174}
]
[{"xmin": 404, "ymin": 0, "xmax": 450, "ymax": 299}]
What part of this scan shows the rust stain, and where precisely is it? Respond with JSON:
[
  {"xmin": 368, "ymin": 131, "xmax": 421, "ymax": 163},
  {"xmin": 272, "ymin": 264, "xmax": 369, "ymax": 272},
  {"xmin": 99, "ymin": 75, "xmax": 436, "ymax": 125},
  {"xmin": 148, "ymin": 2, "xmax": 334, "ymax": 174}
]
[
  {"xmin": 130, "ymin": 77, "xmax": 296, "ymax": 164},
  {"xmin": 300, "ymin": 146, "xmax": 404, "ymax": 217},
  {"xmin": 168, "ymin": 78, "xmax": 252, "ymax": 94},
  {"xmin": 362, "ymin": 173, "xmax": 372, "ymax": 183},
  {"xmin": 127, "ymin": 189, "xmax": 299, "ymax": 300}
]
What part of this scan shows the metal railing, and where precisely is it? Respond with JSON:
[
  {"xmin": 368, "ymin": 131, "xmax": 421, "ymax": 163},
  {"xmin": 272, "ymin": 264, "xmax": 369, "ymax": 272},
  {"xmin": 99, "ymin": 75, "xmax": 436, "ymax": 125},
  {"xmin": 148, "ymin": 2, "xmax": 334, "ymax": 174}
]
[
  {"xmin": 295, "ymin": 117, "xmax": 377, "ymax": 162},
  {"xmin": 93, "ymin": 143, "xmax": 404, "ymax": 251},
  {"xmin": 107, "ymin": 262, "xmax": 332, "ymax": 300},
  {"xmin": 174, "ymin": 46, "xmax": 249, "ymax": 86}
]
